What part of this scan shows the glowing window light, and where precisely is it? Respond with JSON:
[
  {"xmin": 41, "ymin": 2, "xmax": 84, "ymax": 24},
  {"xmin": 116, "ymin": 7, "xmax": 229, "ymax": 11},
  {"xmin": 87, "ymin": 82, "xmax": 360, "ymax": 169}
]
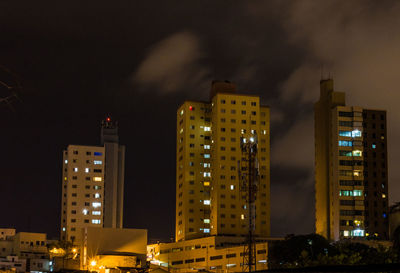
[
  {"xmin": 92, "ymin": 219, "xmax": 101, "ymax": 224},
  {"xmin": 92, "ymin": 202, "xmax": 101, "ymax": 208},
  {"xmin": 94, "ymin": 160, "xmax": 102, "ymax": 165},
  {"xmin": 204, "ymin": 200, "xmax": 211, "ymax": 205},
  {"xmin": 204, "ymin": 127, "xmax": 211, "ymax": 131},
  {"xmin": 230, "ymin": 185, "xmax": 235, "ymax": 190},
  {"xmin": 203, "ymin": 228, "xmax": 210, "ymax": 233},
  {"xmin": 92, "ymin": 211, "xmax": 101, "ymax": 215},
  {"xmin": 352, "ymin": 129, "xmax": 362, "ymax": 137},
  {"xmin": 203, "ymin": 182, "xmax": 210, "ymax": 186},
  {"xmin": 82, "ymin": 209, "xmax": 88, "ymax": 215},
  {"xmin": 343, "ymin": 230, "xmax": 349, "ymax": 237},
  {"xmin": 204, "ymin": 219, "xmax": 210, "ymax": 224},
  {"xmin": 352, "ymin": 150, "xmax": 362, "ymax": 157},
  {"xmin": 93, "ymin": 177, "xmax": 102, "ymax": 182},
  {"xmin": 65, "ymin": 160, "xmax": 68, "ymax": 164},
  {"xmin": 85, "ymin": 168, "xmax": 90, "ymax": 173},
  {"xmin": 351, "ymin": 229, "xmax": 364, "ymax": 237},
  {"xmin": 73, "ymin": 168, "xmax": 78, "ymax": 172}
]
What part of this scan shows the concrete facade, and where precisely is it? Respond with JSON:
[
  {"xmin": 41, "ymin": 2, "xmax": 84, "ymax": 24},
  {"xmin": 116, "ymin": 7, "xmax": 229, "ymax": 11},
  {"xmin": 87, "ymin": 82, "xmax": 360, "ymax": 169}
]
[
  {"xmin": 176, "ymin": 81, "xmax": 270, "ymax": 242},
  {"xmin": 147, "ymin": 236, "xmax": 268, "ymax": 272}
]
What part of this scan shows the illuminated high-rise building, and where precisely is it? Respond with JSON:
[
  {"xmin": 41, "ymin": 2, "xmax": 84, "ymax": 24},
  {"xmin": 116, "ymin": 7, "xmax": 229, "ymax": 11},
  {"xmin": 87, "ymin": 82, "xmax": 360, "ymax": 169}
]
[
  {"xmin": 60, "ymin": 117, "xmax": 125, "ymax": 245},
  {"xmin": 176, "ymin": 81, "xmax": 270, "ymax": 242},
  {"xmin": 315, "ymin": 79, "xmax": 389, "ymax": 241}
]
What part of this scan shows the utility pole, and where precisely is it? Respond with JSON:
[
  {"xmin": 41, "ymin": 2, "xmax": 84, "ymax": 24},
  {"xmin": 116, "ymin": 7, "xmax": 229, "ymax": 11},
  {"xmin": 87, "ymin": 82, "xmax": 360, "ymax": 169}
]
[{"xmin": 239, "ymin": 133, "xmax": 259, "ymax": 273}]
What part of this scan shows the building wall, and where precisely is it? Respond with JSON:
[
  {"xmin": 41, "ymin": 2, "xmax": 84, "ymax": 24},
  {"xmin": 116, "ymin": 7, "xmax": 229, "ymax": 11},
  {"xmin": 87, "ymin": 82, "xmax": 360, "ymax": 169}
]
[
  {"xmin": 148, "ymin": 236, "xmax": 268, "ymax": 272},
  {"xmin": 0, "ymin": 256, "xmax": 26, "ymax": 273},
  {"xmin": 13, "ymin": 232, "xmax": 47, "ymax": 259},
  {"xmin": 363, "ymin": 110, "xmax": 389, "ymax": 239},
  {"xmin": 333, "ymin": 106, "xmax": 365, "ymax": 240},
  {"xmin": 176, "ymin": 84, "xmax": 270, "ymax": 242},
  {"xmin": 0, "ymin": 241, "xmax": 13, "ymax": 257},
  {"xmin": 103, "ymin": 142, "xmax": 125, "ymax": 229},
  {"xmin": 0, "ymin": 230, "xmax": 15, "ymax": 241},
  {"xmin": 314, "ymin": 79, "xmax": 346, "ymax": 240},
  {"xmin": 80, "ymin": 227, "xmax": 147, "ymax": 270},
  {"xmin": 61, "ymin": 145, "xmax": 106, "ymax": 245}
]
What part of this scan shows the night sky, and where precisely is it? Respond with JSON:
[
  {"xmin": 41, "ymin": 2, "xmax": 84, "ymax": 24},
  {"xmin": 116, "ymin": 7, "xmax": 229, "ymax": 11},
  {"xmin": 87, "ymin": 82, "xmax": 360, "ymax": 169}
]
[{"xmin": 1, "ymin": 1, "xmax": 400, "ymax": 241}]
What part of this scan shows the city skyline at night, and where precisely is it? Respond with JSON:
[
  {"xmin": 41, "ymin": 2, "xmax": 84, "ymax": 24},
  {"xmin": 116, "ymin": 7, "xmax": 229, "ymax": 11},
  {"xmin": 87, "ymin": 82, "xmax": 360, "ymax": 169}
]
[{"xmin": 1, "ymin": 1, "xmax": 400, "ymax": 243}]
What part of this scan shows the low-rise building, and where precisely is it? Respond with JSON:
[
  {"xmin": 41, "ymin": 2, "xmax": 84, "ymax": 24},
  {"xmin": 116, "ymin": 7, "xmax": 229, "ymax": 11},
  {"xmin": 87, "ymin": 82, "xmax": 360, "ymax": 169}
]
[
  {"xmin": 0, "ymin": 229, "xmax": 15, "ymax": 241},
  {"xmin": 13, "ymin": 232, "xmax": 48, "ymax": 259},
  {"xmin": 0, "ymin": 256, "xmax": 26, "ymax": 273},
  {"xmin": 147, "ymin": 236, "xmax": 269, "ymax": 272}
]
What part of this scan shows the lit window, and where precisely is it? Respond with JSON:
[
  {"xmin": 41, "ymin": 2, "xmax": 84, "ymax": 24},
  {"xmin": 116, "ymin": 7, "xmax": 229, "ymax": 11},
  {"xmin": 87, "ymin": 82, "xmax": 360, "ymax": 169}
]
[
  {"xmin": 351, "ymin": 130, "xmax": 362, "ymax": 137},
  {"xmin": 204, "ymin": 219, "xmax": 210, "ymax": 223},
  {"xmin": 65, "ymin": 160, "xmax": 68, "ymax": 164},
  {"xmin": 180, "ymin": 109, "xmax": 184, "ymax": 116},
  {"xmin": 85, "ymin": 168, "xmax": 90, "ymax": 173},
  {"xmin": 241, "ymin": 214, "xmax": 245, "ymax": 220},
  {"xmin": 204, "ymin": 182, "xmax": 210, "ymax": 186},
  {"xmin": 353, "ymin": 190, "xmax": 362, "ymax": 196},
  {"xmin": 204, "ymin": 172, "xmax": 211, "ymax": 177},
  {"xmin": 372, "ymin": 144, "xmax": 376, "ymax": 149},
  {"xmin": 92, "ymin": 211, "xmax": 101, "ymax": 215},
  {"xmin": 204, "ymin": 154, "xmax": 210, "ymax": 158},
  {"xmin": 339, "ymin": 131, "xmax": 352, "ymax": 137},
  {"xmin": 94, "ymin": 152, "xmax": 102, "ymax": 156},
  {"xmin": 203, "ymin": 228, "xmax": 210, "ymax": 233},
  {"xmin": 262, "ymin": 130, "xmax": 267, "ymax": 135},
  {"xmin": 73, "ymin": 168, "xmax": 78, "ymax": 172},
  {"xmin": 93, "ymin": 177, "xmax": 102, "ymax": 182},
  {"xmin": 352, "ymin": 150, "xmax": 362, "ymax": 157},
  {"xmin": 94, "ymin": 160, "xmax": 102, "ymax": 165},
  {"xmin": 230, "ymin": 185, "xmax": 235, "ymax": 190},
  {"xmin": 204, "ymin": 145, "xmax": 210, "ymax": 149},
  {"xmin": 351, "ymin": 229, "xmax": 364, "ymax": 237},
  {"xmin": 94, "ymin": 193, "xmax": 100, "ymax": 198},
  {"xmin": 353, "ymin": 170, "xmax": 361, "ymax": 177},
  {"xmin": 203, "ymin": 163, "xmax": 211, "ymax": 168},
  {"xmin": 62, "ymin": 227, "xmax": 66, "ymax": 232},
  {"xmin": 92, "ymin": 219, "xmax": 101, "ymax": 224},
  {"xmin": 382, "ymin": 193, "xmax": 386, "ymax": 198},
  {"xmin": 204, "ymin": 200, "xmax": 211, "ymax": 205},
  {"xmin": 343, "ymin": 230, "xmax": 349, "ymax": 237},
  {"xmin": 339, "ymin": 140, "xmax": 352, "ymax": 147},
  {"xmin": 82, "ymin": 209, "xmax": 88, "ymax": 215},
  {"xmin": 92, "ymin": 202, "xmax": 101, "ymax": 208},
  {"xmin": 204, "ymin": 127, "xmax": 211, "ymax": 131}
]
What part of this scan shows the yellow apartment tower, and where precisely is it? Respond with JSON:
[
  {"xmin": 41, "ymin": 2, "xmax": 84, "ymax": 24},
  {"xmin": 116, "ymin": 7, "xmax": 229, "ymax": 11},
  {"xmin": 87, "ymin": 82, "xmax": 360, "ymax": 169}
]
[
  {"xmin": 315, "ymin": 79, "xmax": 389, "ymax": 241},
  {"xmin": 176, "ymin": 81, "xmax": 270, "ymax": 242}
]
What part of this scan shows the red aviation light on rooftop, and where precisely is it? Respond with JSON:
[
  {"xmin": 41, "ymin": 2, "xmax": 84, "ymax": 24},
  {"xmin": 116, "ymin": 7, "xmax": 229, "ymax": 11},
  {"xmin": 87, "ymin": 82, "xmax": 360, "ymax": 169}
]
[
  {"xmin": 189, "ymin": 106, "xmax": 193, "ymax": 111},
  {"xmin": 106, "ymin": 117, "xmax": 111, "ymax": 122}
]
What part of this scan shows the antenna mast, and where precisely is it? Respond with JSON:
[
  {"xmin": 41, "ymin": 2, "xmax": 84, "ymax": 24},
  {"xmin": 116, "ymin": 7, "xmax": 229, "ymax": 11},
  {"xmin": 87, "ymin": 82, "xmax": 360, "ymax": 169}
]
[{"xmin": 239, "ymin": 132, "xmax": 259, "ymax": 273}]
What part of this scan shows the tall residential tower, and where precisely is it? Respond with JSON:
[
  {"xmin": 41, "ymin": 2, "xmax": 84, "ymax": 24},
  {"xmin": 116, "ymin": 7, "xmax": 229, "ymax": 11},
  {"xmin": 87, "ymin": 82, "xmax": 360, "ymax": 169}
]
[
  {"xmin": 60, "ymin": 117, "xmax": 125, "ymax": 245},
  {"xmin": 315, "ymin": 79, "xmax": 389, "ymax": 241},
  {"xmin": 176, "ymin": 81, "xmax": 270, "ymax": 242}
]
